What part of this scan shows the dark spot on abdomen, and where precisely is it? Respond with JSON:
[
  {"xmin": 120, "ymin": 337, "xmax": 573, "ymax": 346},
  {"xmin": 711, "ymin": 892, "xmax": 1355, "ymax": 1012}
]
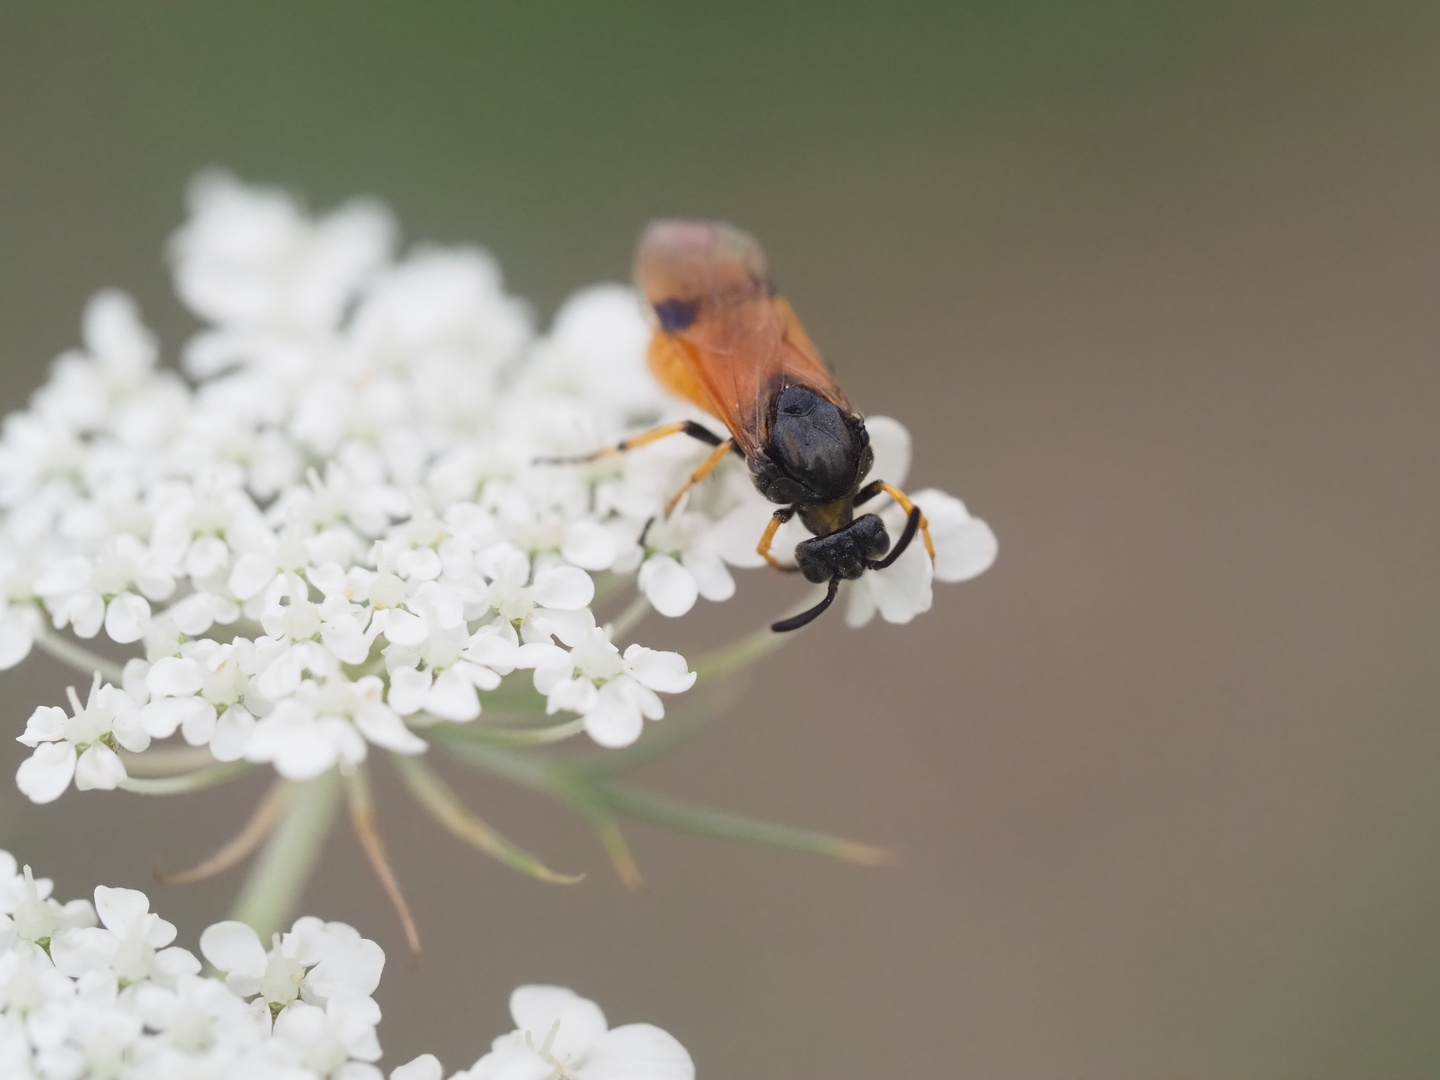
[{"xmin": 653, "ymin": 298, "xmax": 699, "ymax": 332}]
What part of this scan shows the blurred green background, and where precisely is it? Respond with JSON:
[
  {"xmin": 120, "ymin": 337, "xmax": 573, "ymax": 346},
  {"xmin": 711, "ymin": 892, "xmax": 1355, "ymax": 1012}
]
[{"xmin": 3, "ymin": 3, "xmax": 1440, "ymax": 1076}]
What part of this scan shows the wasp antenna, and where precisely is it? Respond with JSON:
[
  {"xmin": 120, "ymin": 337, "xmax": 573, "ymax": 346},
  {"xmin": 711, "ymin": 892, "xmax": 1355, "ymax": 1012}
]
[
  {"xmin": 866, "ymin": 507, "xmax": 921, "ymax": 572},
  {"xmin": 771, "ymin": 577, "xmax": 841, "ymax": 632}
]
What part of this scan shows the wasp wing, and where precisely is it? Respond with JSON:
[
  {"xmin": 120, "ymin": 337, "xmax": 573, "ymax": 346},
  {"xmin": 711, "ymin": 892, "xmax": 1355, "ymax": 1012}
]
[{"xmin": 636, "ymin": 220, "xmax": 849, "ymax": 459}]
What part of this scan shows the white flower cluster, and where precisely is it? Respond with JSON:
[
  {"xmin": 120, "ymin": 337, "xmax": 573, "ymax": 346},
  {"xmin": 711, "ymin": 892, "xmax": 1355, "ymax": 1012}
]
[
  {"xmin": 397, "ymin": 985, "xmax": 692, "ymax": 1080},
  {"xmin": 0, "ymin": 850, "xmax": 692, "ymax": 1080},
  {"xmin": 2, "ymin": 172, "xmax": 996, "ymax": 802},
  {"xmin": 0, "ymin": 849, "xmax": 384, "ymax": 1079}
]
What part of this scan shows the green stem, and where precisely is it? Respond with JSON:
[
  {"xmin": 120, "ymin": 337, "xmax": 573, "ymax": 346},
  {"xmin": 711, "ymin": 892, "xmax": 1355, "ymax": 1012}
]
[
  {"xmin": 229, "ymin": 771, "xmax": 341, "ymax": 938},
  {"xmin": 390, "ymin": 754, "xmax": 582, "ymax": 883},
  {"xmin": 118, "ymin": 761, "xmax": 254, "ymax": 795},
  {"xmin": 603, "ymin": 783, "xmax": 891, "ymax": 865},
  {"xmin": 430, "ymin": 716, "xmax": 587, "ymax": 747},
  {"xmin": 568, "ymin": 681, "xmax": 739, "ymax": 777},
  {"xmin": 34, "ymin": 628, "xmax": 126, "ymax": 684},
  {"xmin": 606, "ymin": 593, "xmax": 650, "ymax": 639},
  {"xmin": 120, "ymin": 746, "xmax": 221, "ymax": 776},
  {"xmin": 690, "ymin": 618, "xmax": 792, "ymax": 681}
]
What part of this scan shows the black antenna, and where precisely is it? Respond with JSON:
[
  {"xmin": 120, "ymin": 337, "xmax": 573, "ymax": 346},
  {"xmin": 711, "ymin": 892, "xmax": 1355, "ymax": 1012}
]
[
  {"xmin": 865, "ymin": 507, "xmax": 920, "ymax": 571},
  {"xmin": 771, "ymin": 577, "xmax": 841, "ymax": 632}
]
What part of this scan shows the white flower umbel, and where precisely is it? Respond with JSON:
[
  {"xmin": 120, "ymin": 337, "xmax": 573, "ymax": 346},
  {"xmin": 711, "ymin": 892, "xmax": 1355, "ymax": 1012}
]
[
  {"xmin": 0, "ymin": 171, "xmax": 992, "ymax": 798},
  {"xmin": 454, "ymin": 984, "xmax": 694, "ymax": 1080},
  {"xmin": 0, "ymin": 849, "xmax": 692, "ymax": 1080}
]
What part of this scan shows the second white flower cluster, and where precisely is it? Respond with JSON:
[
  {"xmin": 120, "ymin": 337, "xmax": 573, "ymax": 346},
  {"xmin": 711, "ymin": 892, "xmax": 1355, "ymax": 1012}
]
[{"xmin": 0, "ymin": 849, "xmax": 692, "ymax": 1080}]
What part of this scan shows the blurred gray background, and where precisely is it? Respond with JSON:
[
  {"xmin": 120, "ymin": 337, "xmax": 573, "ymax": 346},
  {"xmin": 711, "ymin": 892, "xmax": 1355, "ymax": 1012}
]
[{"xmin": 3, "ymin": 3, "xmax": 1439, "ymax": 1076}]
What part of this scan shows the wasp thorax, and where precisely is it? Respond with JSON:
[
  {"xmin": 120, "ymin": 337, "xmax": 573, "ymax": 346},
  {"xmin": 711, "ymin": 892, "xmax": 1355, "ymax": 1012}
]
[{"xmin": 768, "ymin": 385, "xmax": 867, "ymax": 502}]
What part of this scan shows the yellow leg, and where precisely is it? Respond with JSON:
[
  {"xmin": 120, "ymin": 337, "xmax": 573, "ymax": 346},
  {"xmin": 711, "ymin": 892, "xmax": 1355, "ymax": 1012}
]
[
  {"xmin": 663, "ymin": 439, "xmax": 735, "ymax": 516},
  {"xmin": 536, "ymin": 420, "xmax": 720, "ymax": 464},
  {"xmin": 756, "ymin": 507, "xmax": 798, "ymax": 571},
  {"xmin": 878, "ymin": 483, "xmax": 935, "ymax": 560}
]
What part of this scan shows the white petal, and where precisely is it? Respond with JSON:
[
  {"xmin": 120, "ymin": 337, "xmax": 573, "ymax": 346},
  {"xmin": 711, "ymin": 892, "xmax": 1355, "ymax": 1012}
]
[
  {"xmin": 462, "ymin": 1040, "xmax": 549, "ymax": 1080},
  {"xmin": 167, "ymin": 592, "xmax": 218, "ymax": 636},
  {"xmin": 682, "ymin": 550, "xmax": 735, "ymax": 603},
  {"xmin": 354, "ymin": 703, "xmax": 427, "ymax": 754},
  {"xmin": 181, "ymin": 699, "xmax": 219, "ymax": 746},
  {"xmin": 915, "ymin": 490, "xmax": 998, "ymax": 583},
  {"xmin": 396, "ymin": 546, "xmax": 441, "ymax": 583},
  {"xmin": 413, "ymin": 581, "xmax": 465, "ymax": 629},
  {"xmin": 94, "ymin": 885, "xmax": 151, "ymax": 934},
  {"xmin": 531, "ymin": 566, "xmax": 594, "ymax": 611},
  {"xmin": 844, "ymin": 580, "xmax": 878, "ymax": 628},
  {"xmin": 529, "ymin": 607, "xmax": 596, "ymax": 648},
  {"xmin": 457, "ymin": 660, "xmax": 502, "ymax": 692},
  {"xmin": 477, "ymin": 543, "xmax": 530, "ymax": 585},
  {"xmin": 109, "ymin": 708, "xmax": 152, "ymax": 753},
  {"xmin": 304, "ymin": 938, "xmax": 385, "ymax": 1004},
  {"xmin": 638, "ymin": 555, "xmax": 697, "ymax": 618},
  {"xmin": 584, "ymin": 684, "xmax": 645, "ymax": 748},
  {"xmin": 622, "ymin": 646, "xmax": 696, "ymax": 694},
  {"xmin": 561, "ymin": 520, "xmax": 617, "ymax": 571},
  {"xmin": 122, "ymin": 657, "xmax": 151, "ymax": 704},
  {"xmin": 584, "ymin": 1024, "xmax": 695, "ymax": 1080},
  {"xmin": 185, "ymin": 535, "xmax": 230, "ymax": 580},
  {"xmin": 198, "ymin": 919, "xmax": 268, "ymax": 976},
  {"xmin": 49, "ymin": 926, "xmax": 116, "ymax": 976},
  {"xmin": 631, "ymin": 681, "xmax": 665, "ymax": 721},
  {"xmin": 211, "ymin": 705, "xmax": 256, "ymax": 761},
  {"xmin": 308, "ymin": 562, "xmax": 348, "ymax": 598},
  {"xmin": 509, "ymin": 985, "xmax": 608, "ymax": 1062},
  {"xmin": 251, "ymin": 719, "xmax": 342, "ymax": 780},
  {"xmin": 390, "ymin": 1055, "xmax": 442, "ymax": 1080},
  {"xmin": 84, "ymin": 289, "xmax": 156, "ymax": 369},
  {"xmin": 228, "ymin": 552, "xmax": 276, "ymax": 601},
  {"xmin": 460, "ymin": 624, "xmax": 524, "ymax": 668},
  {"xmin": 18, "ymin": 705, "xmax": 66, "ymax": 747},
  {"xmin": 322, "ymin": 619, "xmax": 374, "ymax": 665},
  {"xmin": 141, "ymin": 698, "xmax": 188, "ymax": 739},
  {"xmin": 67, "ymin": 591, "xmax": 105, "ymax": 638},
  {"xmin": 103, "ymin": 592, "xmax": 151, "ymax": 644},
  {"xmin": 153, "ymin": 945, "xmax": 201, "ymax": 980},
  {"xmin": 379, "ymin": 607, "xmax": 428, "ymax": 646},
  {"xmin": 514, "ymin": 641, "xmax": 568, "ymax": 672},
  {"xmin": 16, "ymin": 742, "xmax": 76, "ymax": 803},
  {"xmin": 423, "ymin": 667, "xmax": 480, "ymax": 721},
  {"xmin": 387, "ymin": 666, "xmax": 431, "ymax": 716},
  {"xmin": 865, "ymin": 415, "xmax": 912, "ymax": 489},
  {"xmin": 867, "ymin": 540, "xmax": 935, "ymax": 624},
  {"xmin": 147, "ymin": 656, "xmax": 204, "ymax": 698},
  {"xmin": 547, "ymin": 676, "xmax": 598, "ymax": 716},
  {"xmin": 74, "ymin": 743, "xmax": 126, "ymax": 791},
  {"xmin": 0, "ymin": 606, "xmax": 38, "ymax": 669}
]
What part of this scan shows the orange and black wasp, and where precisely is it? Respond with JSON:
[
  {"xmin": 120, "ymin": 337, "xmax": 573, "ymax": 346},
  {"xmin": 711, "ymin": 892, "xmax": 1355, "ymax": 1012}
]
[{"xmin": 545, "ymin": 220, "xmax": 934, "ymax": 632}]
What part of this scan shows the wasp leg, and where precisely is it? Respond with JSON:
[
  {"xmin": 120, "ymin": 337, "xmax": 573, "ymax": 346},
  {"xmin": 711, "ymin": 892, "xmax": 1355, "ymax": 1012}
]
[
  {"xmin": 662, "ymin": 438, "xmax": 735, "ymax": 516},
  {"xmin": 535, "ymin": 420, "xmax": 723, "ymax": 465},
  {"xmin": 865, "ymin": 506, "xmax": 921, "ymax": 571},
  {"xmin": 756, "ymin": 507, "xmax": 800, "ymax": 572},
  {"xmin": 854, "ymin": 480, "xmax": 934, "ymax": 560},
  {"xmin": 771, "ymin": 577, "xmax": 840, "ymax": 632}
]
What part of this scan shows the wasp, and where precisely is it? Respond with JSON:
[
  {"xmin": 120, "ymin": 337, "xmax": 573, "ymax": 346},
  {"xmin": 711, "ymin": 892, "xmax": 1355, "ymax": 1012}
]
[{"xmin": 545, "ymin": 220, "xmax": 934, "ymax": 632}]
